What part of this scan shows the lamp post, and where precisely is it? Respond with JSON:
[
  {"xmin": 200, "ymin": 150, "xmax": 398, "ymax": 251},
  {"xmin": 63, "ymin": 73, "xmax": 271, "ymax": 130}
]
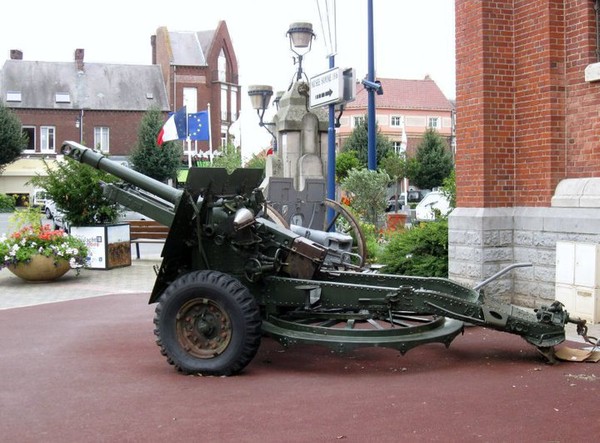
[
  {"xmin": 286, "ymin": 22, "xmax": 316, "ymax": 84},
  {"xmin": 249, "ymin": 22, "xmax": 316, "ymax": 152},
  {"xmin": 247, "ymin": 85, "xmax": 277, "ymax": 151}
]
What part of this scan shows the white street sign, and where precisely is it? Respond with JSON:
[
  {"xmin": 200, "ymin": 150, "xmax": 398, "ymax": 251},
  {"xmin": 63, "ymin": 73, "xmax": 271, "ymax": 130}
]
[{"xmin": 310, "ymin": 67, "xmax": 343, "ymax": 108}]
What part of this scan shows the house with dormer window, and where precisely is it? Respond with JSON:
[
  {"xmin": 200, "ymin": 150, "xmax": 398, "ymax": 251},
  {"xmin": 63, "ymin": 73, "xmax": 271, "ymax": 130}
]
[{"xmin": 0, "ymin": 20, "xmax": 240, "ymax": 200}]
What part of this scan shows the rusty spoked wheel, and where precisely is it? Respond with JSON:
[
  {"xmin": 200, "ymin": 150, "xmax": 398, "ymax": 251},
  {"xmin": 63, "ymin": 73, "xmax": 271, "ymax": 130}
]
[
  {"xmin": 265, "ymin": 204, "xmax": 289, "ymax": 229},
  {"xmin": 262, "ymin": 308, "xmax": 464, "ymax": 356},
  {"xmin": 154, "ymin": 270, "xmax": 262, "ymax": 376},
  {"xmin": 323, "ymin": 199, "xmax": 366, "ymax": 267},
  {"xmin": 266, "ymin": 200, "xmax": 367, "ymax": 268}
]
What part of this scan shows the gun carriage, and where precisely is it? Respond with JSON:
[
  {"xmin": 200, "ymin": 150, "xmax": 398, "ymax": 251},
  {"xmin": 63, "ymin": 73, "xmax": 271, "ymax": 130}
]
[{"xmin": 61, "ymin": 141, "xmax": 588, "ymax": 376}]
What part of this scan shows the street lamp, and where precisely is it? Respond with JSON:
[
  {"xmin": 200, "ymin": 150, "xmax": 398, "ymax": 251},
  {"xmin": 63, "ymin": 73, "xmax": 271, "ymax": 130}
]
[
  {"xmin": 248, "ymin": 85, "xmax": 277, "ymax": 151},
  {"xmin": 287, "ymin": 22, "xmax": 315, "ymax": 82},
  {"xmin": 249, "ymin": 23, "xmax": 315, "ymax": 150}
]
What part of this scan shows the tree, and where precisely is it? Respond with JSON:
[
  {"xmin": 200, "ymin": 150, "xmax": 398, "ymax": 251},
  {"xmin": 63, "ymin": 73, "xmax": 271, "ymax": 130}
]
[
  {"xmin": 129, "ymin": 107, "xmax": 181, "ymax": 182},
  {"xmin": 406, "ymin": 128, "xmax": 453, "ymax": 190},
  {"xmin": 212, "ymin": 142, "xmax": 242, "ymax": 173},
  {"xmin": 244, "ymin": 152, "xmax": 267, "ymax": 170},
  {"xmin": 380, "ymin": 153, "xmax": 407, "ymax": 212},
  {"xmin": 0, "ymin": 103, "xmax": 28, "ymax": 174},
  {"xmin": 441, "ymin": 168, "xmax": 456, "ymax": 208},
  {"xmin": 31, "ymin": 159, "xmax": 121, "ymax": 226},
  {"xmin": 340, "ymin": 168, "xmax": 390, "ymax": 226},
  {"xmin": 335, "ymin": 150, "xmax": 361, "ymax": 183},
  {"xmin": 341, "ymin": 117, "xmax": 393, "ymax": 167}
]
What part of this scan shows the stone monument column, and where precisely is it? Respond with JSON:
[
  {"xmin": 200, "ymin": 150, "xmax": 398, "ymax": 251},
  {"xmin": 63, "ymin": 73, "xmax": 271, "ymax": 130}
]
[{"xmin": 266, "ymin": 81, "xmax": 329, "ymax": 190}]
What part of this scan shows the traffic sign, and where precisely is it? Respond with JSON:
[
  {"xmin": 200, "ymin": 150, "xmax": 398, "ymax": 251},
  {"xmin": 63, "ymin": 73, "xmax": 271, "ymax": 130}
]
[{"xmin": 310, "ymin": 67, "xmax": 343, "ymax": 108}]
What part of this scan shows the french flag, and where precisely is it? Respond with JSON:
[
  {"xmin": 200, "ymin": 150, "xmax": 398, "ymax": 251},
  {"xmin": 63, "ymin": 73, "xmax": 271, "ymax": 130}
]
[{"xmin": 157, "ymin": 107, "xmax": 187, "ymax": 146}]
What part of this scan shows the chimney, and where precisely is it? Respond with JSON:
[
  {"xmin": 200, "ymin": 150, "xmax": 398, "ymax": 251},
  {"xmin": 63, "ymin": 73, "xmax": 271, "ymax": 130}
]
[
  {"xmin": 10, "ymin": 49, "xmax": 23, "ymax": 60},
  {"xmin": 75, "ymin": 48, "xmax": 84, "ymax": 71},
  {"xmin": 151, "ymin": 35, "xmax": 157, "ymax": 65}
]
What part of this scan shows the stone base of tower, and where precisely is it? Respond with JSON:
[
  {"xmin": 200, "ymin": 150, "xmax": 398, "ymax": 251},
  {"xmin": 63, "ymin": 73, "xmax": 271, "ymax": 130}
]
[{"xmin": 449, "ymin": 206, "xmax": 600, "ymax": 309}]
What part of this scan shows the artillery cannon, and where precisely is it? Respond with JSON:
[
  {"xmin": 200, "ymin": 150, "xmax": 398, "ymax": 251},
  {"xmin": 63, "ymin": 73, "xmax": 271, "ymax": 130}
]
[{"xmin": 61, "ymin": 141, "xmax": 587, "ymax": 376}]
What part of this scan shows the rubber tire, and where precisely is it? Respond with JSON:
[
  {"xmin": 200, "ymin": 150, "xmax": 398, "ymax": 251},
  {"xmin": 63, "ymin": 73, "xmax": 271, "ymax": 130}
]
[{"xmin": 154, "ymin": 270, "xmax": 262, "ymax": 376}]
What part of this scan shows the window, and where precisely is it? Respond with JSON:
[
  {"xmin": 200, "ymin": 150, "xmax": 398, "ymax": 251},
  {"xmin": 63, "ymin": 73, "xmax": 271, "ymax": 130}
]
[
  {"xmin": 183, "ymin": 87, "xmax": 198, "ymax": 113},
  {"xmin": 428, "ymin": 117, "xmax": 441, "ymax": 129},
  {"xmin": 391, "ymin": 116, "xmax": 404, "ymax": 127},
  {"xmin": 22, "ymin": 127, "xmax": 35, "ymax": 152},
  {"xmin": 6, "ymin": 91, "xmax": 22, "ymax": 102},
  {"xmin": 55, "ymin": 92, "xmax": 70, "ymax": 103},
  {"xmin": 218, "ymin": 49, "xmax": 227, "ymax": 82},
  {"xmin": 40, "ymin": 126, "xmax": 55, "ymax": 153},
  {"xmin": 353, "ymin": 116, "xmax": 365, "ymax": 127},
  {"xmin": 221, "ymin": 85, "xmax": 228, "ymax": 121},
  {"xmin": 231, "ymin": 86, "xmax": 238, "ymax": 121},
  {"xmin": 94, "ymin": 127, "xmax": 110, "ymax": 152},
  {"xmin": 393, "ymin": 141, "xmax": 405, "ymax": 155}
]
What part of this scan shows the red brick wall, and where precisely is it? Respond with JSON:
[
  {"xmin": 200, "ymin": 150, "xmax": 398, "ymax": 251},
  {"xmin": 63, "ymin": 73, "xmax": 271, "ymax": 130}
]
[
  {"xmin": 455, "ymin": 0, "xmax": 500, "ymax": 208},
  {"xmin": 513, "ymin": 0, "xmax": 566, "ymax": 206},
  {"xmin": 456, "ymin": 0, "xmax": 599, "ymax": 208},
  {"xmin": 565, "ymin": 1, "xmax": 600, "ymax": 177},
  {"xmin": 13, "ymin": 109, "xmax": 145, "ymax": 156},
  {"xmin": 153, "ymin": 21, "xmax": 241, "ymax": 155}
]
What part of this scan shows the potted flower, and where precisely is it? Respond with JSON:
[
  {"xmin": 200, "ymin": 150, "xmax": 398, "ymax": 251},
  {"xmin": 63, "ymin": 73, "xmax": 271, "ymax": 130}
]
[
  {"xmin": 31, "ymin": 156, "xmax": 131, "ymax": 270},
  {"xmin": 0, "ymin": 209, "xmax": 89, "ymax": 281}
]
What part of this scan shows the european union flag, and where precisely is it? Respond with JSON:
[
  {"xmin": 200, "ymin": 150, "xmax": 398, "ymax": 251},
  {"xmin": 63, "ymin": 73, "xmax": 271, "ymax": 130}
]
[
  {"xmin": 173, "ymin": 107, "xmax": 188, "ymax": 139},
  {"xmin": 188, "ymin": 111, "xmax": 209, "ymax": 141}
]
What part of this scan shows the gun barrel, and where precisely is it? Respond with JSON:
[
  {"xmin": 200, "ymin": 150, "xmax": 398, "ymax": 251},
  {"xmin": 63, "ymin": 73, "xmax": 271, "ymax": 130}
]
[{"xmin": 61, "ymin": 141, "xmax": 182, "ymax": 205}]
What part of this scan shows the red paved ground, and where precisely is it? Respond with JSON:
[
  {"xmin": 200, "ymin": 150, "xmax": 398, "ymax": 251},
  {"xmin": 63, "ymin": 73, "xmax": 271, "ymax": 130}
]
[{"xmin": 1, "ymin": 293, "xmax": 598, "ymax": 442}]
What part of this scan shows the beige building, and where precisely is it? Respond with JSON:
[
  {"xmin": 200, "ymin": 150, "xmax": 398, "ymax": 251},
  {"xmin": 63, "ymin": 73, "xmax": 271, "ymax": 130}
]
[{"xmin": 335, "ymin": 76, "xmax": 454, "ymax": 157}]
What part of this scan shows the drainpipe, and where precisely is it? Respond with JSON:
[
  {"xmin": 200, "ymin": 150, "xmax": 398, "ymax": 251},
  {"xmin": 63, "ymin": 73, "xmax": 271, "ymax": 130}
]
[{"xmin": 79, "ymin": 109, "xmax": 84, "ymax": 144}]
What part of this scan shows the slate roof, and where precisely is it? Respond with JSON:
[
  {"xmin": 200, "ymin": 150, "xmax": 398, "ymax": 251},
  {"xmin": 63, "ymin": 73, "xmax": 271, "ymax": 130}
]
[
  {"xmin": 168, "ymin": 29, "xmax": 215, "ymax": 66},
  {"xmin": 348, "ymin": 77, "xmax": 453, "ymax": 111},
  {"xmin": 0, "ymin": 59, "xmax": 169, "ymax": 111}
]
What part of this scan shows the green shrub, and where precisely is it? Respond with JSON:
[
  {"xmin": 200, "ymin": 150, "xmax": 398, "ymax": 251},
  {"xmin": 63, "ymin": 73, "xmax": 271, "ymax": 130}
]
[
  {"xmin": 379, "ymin": 219, "xmax": 448, "ymax": 277},
  {"xmin": 30, "ymin": 158, "xmax": 120, "ymax": 226},
  {"xmin": 340, "ymin": 168, "xmax": 390, "ymax": 227},
  {"xmin": 0, "ymin": 194, "xmax": 16, "ymax": 213},
  {"xmin": 359, "ymin": 221, "xmax": 384, "ymax": 264}
]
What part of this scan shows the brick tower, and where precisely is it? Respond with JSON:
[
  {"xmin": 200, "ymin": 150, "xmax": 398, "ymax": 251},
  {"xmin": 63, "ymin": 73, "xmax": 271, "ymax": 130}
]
[{"xmin": 452, "ymin": 0, "xmax": 600, "ymax": 312}]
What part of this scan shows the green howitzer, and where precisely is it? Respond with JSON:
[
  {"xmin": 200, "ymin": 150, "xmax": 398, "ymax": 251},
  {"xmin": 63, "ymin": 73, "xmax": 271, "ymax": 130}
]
[{"xmin": 61, "ymin": 140, "xmax": 587, "ymax": 376}]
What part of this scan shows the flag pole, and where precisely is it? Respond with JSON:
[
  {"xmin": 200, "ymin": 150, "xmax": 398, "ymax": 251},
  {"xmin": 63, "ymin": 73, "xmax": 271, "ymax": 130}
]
[
  {"xmin": 186, "ymin": 107, "xmax": 192, "ymax": 168},
  {"xmin": 207, "ymin": 103, "xmax": 213, "ymax": 163}
]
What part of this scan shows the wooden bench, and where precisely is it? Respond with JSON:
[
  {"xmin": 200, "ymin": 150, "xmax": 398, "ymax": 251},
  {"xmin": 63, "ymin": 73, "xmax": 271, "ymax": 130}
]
[{"xmin": 128, "ymin": 220, "xmax": 169, "ymax": 259}]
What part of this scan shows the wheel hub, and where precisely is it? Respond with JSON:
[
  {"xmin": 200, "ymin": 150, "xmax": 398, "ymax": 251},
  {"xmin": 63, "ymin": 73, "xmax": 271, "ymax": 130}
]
[{"xmin": 176, "ymin": 298, "xmax": 232, "ymax": 358}]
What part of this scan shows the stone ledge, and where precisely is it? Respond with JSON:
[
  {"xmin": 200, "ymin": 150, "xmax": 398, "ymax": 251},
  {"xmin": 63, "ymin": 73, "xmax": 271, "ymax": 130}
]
[{"xmin": 552, "ymin": 177, "xmax": 600, "ymax": 208}]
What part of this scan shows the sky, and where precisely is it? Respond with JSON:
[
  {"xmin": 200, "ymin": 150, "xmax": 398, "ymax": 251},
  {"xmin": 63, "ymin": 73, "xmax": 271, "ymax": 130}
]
[{"xmin": 0, "ymin": 0, "xmax": 455, "ymax": 160}]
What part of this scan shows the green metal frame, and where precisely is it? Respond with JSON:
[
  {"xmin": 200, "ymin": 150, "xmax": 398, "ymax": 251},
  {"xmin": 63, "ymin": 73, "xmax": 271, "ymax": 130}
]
[{"xmin": 60, "ymin": 140, "xmax": 583, "ymax": 365}]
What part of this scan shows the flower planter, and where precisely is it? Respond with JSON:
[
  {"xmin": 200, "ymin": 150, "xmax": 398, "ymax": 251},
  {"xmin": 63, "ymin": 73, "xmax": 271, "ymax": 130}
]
[
  {"xmin": 386, "ymin": 212, "xmax": 407, "ymax": 231},
  {"xmin": 8, "ymin": 255, "xmax": 70, "ymax": 282}
]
